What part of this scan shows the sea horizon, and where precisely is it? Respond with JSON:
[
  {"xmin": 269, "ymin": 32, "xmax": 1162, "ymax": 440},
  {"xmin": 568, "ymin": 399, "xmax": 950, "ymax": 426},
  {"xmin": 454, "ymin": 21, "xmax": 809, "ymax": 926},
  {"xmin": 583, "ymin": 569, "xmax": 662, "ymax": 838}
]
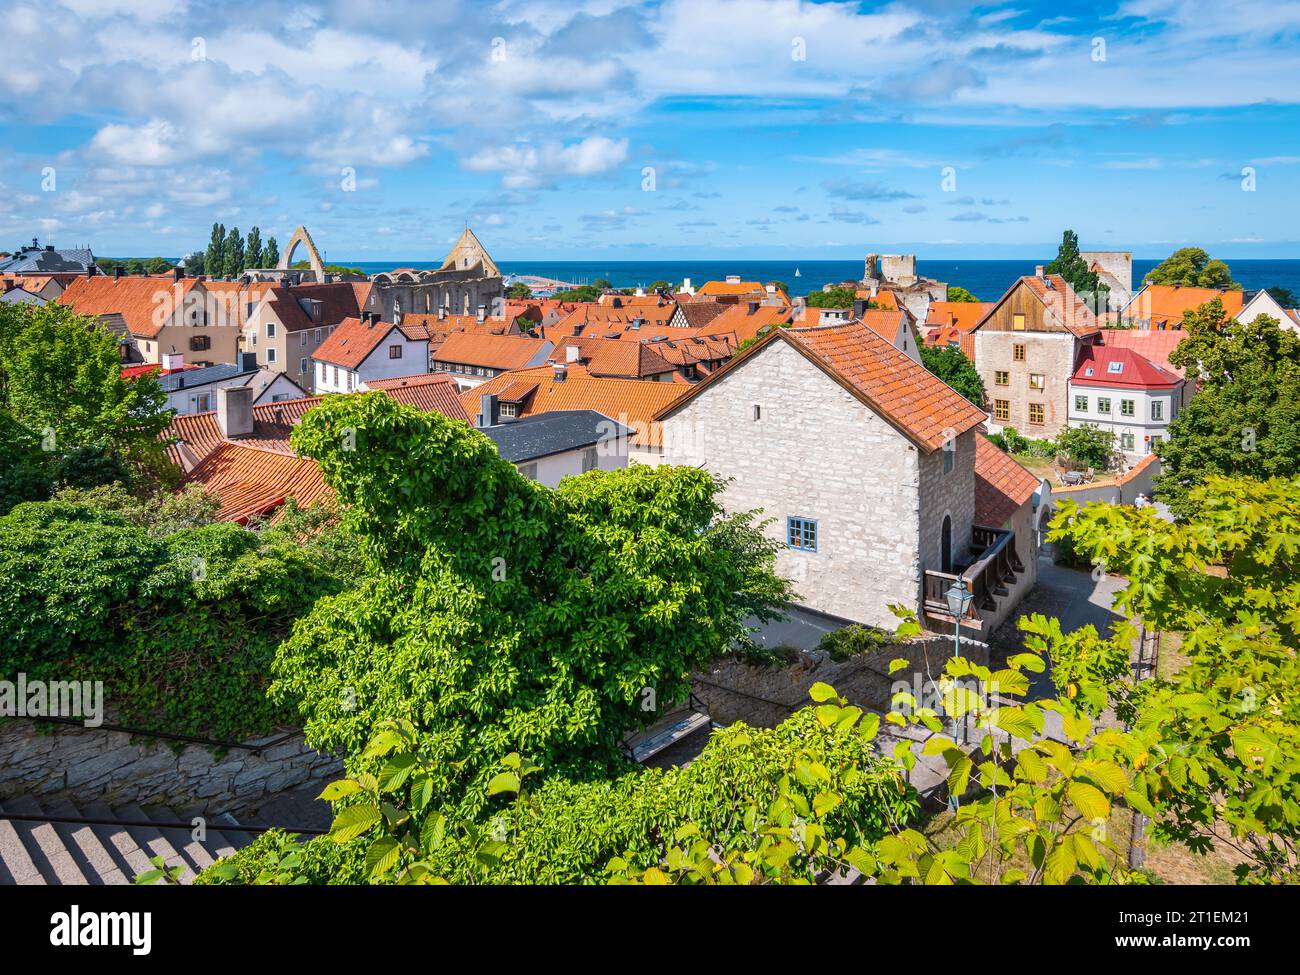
[{"xmin": 334, "ymin": 258, "xmax": 1300, "ymax": 302}]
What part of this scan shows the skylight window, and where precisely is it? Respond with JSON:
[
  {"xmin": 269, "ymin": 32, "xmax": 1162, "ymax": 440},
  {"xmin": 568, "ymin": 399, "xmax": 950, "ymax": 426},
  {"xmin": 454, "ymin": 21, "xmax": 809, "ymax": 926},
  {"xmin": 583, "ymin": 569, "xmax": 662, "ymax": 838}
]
[{"xmin": 1107, "ymin": 361, "xmax": 1125, "ymax": 374}]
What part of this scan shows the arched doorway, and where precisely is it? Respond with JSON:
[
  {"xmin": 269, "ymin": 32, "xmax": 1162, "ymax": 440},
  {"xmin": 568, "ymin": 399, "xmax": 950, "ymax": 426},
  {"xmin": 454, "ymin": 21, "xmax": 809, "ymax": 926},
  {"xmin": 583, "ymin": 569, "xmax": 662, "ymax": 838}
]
[{"xmin": 941, "ymin": 515, "xmax": 952, "ymax": 573}]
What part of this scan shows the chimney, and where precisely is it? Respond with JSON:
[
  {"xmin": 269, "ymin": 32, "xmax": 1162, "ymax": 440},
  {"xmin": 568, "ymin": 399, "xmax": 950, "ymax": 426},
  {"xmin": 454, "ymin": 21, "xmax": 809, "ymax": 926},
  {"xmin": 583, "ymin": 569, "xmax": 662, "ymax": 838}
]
[
  {"xmin": 852, "ymin": 298, "xmax": 867, "ymax": 319},
  {"xmin": 477, "ymin": 392, "xmax": 500, "ymax": 428},
  {"xmin": 682, "ymin": 277, "xmax": 693, "ymax": 293},
  {"xmin": 1034, "ymin": 265, "xmax": 1045, "ymax": 277},
  {"xmin": 476, "ymin": 304, "xmax": 486, "ymax": 323},
  {"xmin": 216, "ymin": 384, "xmax": 254, "ymax": 438},
  {"xmin": 566, "ymin": 344, "xmax": 581, "ymax": 363},
  {"xmin": 161, "ymin": 352, "xmax": 184, "ymax": 372},
  {"xmin": 240, "ymin": 350, "xmax": 257, "ymax": 371},
  {"xmin": 572, "ymin": 323, "xmax": 585, "ymax": 337},
  {"xmin": 726, "ymin": 275, "xmax": 740, "ymax": 284},
  {"xmin": 114, "ymin": 266, "xmax": 123, "ymax": 280},
  {"xmin": 172, "ymin": 267, "xmax": 183, "ymax": 282},
  {"xmin": 438, "ymin": 304, "xmax": 447, "ymax": 321},
  {"xmin": 552, "ymin": 363, "xmax": 567, "ymax": 382},
  {"xmin": 635, "ymin": 287, "xmax": 645, "ymax": 297},
  {"xmin": 747, "ymin": 301, "xmax": 759, "ymax": 314}
]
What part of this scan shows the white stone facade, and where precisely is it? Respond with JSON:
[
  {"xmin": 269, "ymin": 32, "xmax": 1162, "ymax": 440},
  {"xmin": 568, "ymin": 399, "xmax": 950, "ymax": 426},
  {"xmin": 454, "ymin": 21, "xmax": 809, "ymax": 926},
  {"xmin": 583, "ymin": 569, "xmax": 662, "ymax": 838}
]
[{"xmin": 660, "ymin": 340, "xmax": 974, "ymax": 627}]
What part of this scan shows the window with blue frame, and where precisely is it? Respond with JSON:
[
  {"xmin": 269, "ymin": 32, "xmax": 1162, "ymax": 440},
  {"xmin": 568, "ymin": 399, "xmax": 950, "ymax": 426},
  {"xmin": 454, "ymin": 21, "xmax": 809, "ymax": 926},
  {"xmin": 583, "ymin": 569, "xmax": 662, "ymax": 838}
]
[{"xmin": 787, "ymin": 516, "xmax": 817, "ymax": 552}]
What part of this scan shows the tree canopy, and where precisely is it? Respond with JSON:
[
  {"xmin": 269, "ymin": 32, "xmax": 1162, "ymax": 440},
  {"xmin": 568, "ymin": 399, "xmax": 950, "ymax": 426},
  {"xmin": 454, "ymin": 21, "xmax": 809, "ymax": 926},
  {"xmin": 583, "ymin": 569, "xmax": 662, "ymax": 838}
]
[
  {"xmin": 1154, "ymin": 299, "xmax": 1300, "ymax": 518},
  {"xmin": 805, "ymin": 286, "xmax": 858, "ymax": 309},
  {"xmin": 0, "ymin": 302, "xmax": 175, "ymax": 509},
  {"xmin": 1144, "ymin": 247, "xmax": 1239, "ymax": 290},
  {"xmin": 1044, "ymin": 230, "xmax": 1109, "ymax": 311},
  {"xmin": 946, "ymin": 285, "xmax": 979, "ymax": 303},
  {"xmin": 919, "ymin": 344, "xmax": 985, "ymax": 408},
  {"xmin": 272, "ymin": 393, "xmax": 794, "ymax": 814}
]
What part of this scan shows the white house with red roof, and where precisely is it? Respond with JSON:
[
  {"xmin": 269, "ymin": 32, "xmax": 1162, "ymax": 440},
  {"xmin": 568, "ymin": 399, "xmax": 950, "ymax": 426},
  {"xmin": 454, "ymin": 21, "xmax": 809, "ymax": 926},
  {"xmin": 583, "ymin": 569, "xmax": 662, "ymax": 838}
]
[
  {"xmin": 1068, "ymin": 344, "xmax": 1185, "ymax": 460},
  {"xmin": 311, "ymin": 313, "xmax": 430, "ymax": 394},
  {"xmin": 655, "ymin": 320, "xmax": 1040, "ymax": 634}
]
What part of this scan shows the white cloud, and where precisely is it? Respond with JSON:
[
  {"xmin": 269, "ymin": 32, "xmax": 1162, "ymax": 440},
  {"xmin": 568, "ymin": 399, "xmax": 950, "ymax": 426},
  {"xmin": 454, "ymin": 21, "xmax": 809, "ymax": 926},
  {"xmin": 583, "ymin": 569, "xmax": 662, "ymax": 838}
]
[{"xmin": 461, "ymin": 136, "xmax": 629, "ymax": 188}]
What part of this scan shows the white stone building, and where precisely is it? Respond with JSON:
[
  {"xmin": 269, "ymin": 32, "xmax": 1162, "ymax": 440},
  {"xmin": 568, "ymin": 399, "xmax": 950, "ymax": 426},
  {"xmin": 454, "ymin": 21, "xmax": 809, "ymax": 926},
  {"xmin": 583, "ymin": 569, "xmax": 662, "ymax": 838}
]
[{"xmin": 656, "ymin": 320, "xmax": 1040, "ymax": 635}]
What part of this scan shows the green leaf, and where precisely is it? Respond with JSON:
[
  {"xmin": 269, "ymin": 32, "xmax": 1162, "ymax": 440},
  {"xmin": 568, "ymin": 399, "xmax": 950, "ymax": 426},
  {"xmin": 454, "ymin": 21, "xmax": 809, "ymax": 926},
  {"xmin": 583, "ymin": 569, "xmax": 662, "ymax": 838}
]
[
  {"xmin": 808, "ymin": 682, "xmax": 838, "ymax": 703},
  {"xmin": 1067, "ymin": 781, "xmax": 1109, "ymax": 821},
  {"xmin": 486, "ymin": 771, "xmax": 520, "ymax": 796},
  {"xmin": 328, "ymin": 804, "xmax": 382, "ymax": 843},
  {"xmin": 365, "ymin": 837, "xmax": 401, "ymax": 880}
]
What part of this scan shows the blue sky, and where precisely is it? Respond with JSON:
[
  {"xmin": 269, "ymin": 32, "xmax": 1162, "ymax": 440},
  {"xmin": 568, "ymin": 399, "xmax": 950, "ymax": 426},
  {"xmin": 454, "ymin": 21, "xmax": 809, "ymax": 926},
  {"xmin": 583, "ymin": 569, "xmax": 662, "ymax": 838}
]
[{"xmin": 1, "ymin": 0, "xmax": 1298, "ymax": 261}]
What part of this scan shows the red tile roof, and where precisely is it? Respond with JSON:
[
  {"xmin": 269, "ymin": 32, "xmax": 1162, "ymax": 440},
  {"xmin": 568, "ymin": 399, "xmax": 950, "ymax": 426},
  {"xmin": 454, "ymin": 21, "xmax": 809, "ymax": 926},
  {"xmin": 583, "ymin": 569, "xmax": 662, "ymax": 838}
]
[
  {"xmin": 461, "ymin": 365, "xmax": 683, "ymax": 447},
  {"xmin": 1071, "ymin": 345, "xmax": 1183, "ymax": 390},
  {"xmin": 58, "ymin": 275, "xmax": 203, "ymax": 338},
  {"xmin": 1096, "ymin": 329, "xmax": 1188, "ymax": 377},
  {"xmin": 856, "ymin": 309, "xmax": 909, "ymax": 343},
  {"xmin": 1121, "ymin": 284, "xmax": 1244, "ymax": 327},
  {"xmin": 550, "ymin": 335, "xmax": 676, "ymax": 379},
  {"xmin": 262, "ymin": 282, "xmax": 366, "ymax": 333},
  {"xmin": 974, "ymin": 434, "xmax": 1040, "ymax": 527},
  {"xmin": 975, "ymin": 275, "xmax": 1098, "ymax": 338},
  {"xmin": 432, "ymin": 332, "xmax": 550, "ymax": 371},
  {"xmin": 658, "ymin": 321, "xmax": 986, "ymax": 453},
  {"xmin": 183, "ymin": 442, "xmax": 329, "ymax": 523},
  {"xmin": 313, "ymin": 316, "xmax": 421, "ymax": 370}
]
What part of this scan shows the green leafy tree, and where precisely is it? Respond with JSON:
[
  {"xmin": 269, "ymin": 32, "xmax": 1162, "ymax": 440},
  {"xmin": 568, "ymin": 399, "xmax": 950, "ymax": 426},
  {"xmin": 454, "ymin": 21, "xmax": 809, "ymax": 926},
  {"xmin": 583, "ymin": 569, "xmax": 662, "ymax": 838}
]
[
  {"xmin": 246, "ymin": 227, "xmax": 263, "ymax": 270},
  {"xmin": 918, "ymin": 344, "xmax": 985, "ymax": 407},
  {"xmin": 1153, "ymin": 299, "xmax": 1300, "ymax": 518},
  {"xmin": 183, "ymin": 253, "xmax": 206, "ymax": 276},
  {"xmin": 947, "ymin": 285, "xmax": 979, "ymax": 303},
  {"xmin": 506, "ymin": 282, "xmax": 532, "ymax": 300},
  {"xmin": 805, "ymin": 286, "xmax": 858, "ymax": 309},
  {"xmin": 1144, "ymin": 247, "xmax": 1239, "ymax": 289},
  {"xmin": 272, "ymin": 393, "xmax": 794, "ymax": 815},
  {"xmin": 1267, "ymin": 286, "xmax": 1299, "ymax": 309},
  {"xmin": 264, "ymin": 236, "xmax": 280, "ymax": 268},
  {"xmin": 648, "ymin": 279, "xmax": 673, "ymax": 293},
  {"xmin": 204, "ymin": 223, "xmax": 224, "ymax": 280},
  {"xmin": 1044, "ymin": 230, "xmax": 1109, "ymax": 312},
  {"xmin": 0, "ymin": 302, "xmax": 174, "ymax": 491},
  {"xmin": 1054, "ymin": 423, "xmax": 1116, "ymax": 471},
  {"xmin": 221, "ymin": 226, "xmax": 244, "ymax": 278}
]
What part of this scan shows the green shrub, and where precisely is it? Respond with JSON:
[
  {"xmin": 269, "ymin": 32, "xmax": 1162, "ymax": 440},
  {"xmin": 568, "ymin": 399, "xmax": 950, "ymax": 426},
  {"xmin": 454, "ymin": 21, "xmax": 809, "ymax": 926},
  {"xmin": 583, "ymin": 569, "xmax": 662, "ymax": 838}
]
[{"xmin": 817, "ymin": 624, "xmax": 893, "ymax": 661}]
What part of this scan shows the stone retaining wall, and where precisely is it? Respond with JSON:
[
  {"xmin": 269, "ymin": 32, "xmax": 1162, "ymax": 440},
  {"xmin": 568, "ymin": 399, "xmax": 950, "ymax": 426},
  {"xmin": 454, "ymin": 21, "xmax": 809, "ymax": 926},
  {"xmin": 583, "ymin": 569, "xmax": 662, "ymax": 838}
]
[{"xmin": 0, "ymin": 715, "xmax": 341, "ymax": 818}]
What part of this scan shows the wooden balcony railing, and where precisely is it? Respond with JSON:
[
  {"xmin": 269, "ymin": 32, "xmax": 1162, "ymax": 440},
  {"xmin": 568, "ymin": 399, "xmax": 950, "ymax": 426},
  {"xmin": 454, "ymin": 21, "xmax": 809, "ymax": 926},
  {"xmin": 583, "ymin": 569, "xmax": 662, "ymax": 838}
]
[{"xmin": 923, "ymin": 524, "xmax": 1025, "ymax": 630}]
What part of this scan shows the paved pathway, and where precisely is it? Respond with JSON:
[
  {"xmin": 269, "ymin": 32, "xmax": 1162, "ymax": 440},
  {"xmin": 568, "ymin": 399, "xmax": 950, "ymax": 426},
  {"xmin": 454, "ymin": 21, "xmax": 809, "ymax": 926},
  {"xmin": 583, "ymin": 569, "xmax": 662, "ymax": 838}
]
[{"xmin": 988, "ymin": 555, "xmax": 1129, "ymax": 699}]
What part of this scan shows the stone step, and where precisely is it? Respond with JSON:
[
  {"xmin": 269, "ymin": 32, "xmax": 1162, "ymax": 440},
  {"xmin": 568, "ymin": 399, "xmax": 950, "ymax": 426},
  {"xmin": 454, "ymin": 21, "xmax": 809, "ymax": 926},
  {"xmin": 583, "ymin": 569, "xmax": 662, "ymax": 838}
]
[
  {"xmin": 146, "ymin": 806, "xmax": 217, "ymax": 876},
  {"xmin": 0, "ymin": 796, "xmax": 90, "ymax": 885},
  {"xmin": 42, "ymin": 799, "xmax": 130, "ymax": 886},
  {"xmin": 117, "ymin": 803, "xmax": 195, "ymax": 884},
  {"xmin": 80, "ymin": 800, "xmax": 156, "ymax": 882}
]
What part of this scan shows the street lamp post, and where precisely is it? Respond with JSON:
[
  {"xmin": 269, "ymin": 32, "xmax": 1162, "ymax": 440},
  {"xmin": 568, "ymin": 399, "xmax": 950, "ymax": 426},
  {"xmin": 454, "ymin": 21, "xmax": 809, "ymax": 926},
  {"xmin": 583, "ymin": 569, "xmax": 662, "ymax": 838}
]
[{"xmin": 944, "ymin": 578, "xmax": 974, "ymax": 811}]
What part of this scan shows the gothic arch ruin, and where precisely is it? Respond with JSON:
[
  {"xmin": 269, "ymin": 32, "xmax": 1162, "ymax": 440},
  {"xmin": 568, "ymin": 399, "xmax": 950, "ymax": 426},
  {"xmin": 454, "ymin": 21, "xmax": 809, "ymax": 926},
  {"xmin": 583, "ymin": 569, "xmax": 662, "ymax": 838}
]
[{"xmin": 278, "ymin": 225, "xmax": 326, "ymax": 283}]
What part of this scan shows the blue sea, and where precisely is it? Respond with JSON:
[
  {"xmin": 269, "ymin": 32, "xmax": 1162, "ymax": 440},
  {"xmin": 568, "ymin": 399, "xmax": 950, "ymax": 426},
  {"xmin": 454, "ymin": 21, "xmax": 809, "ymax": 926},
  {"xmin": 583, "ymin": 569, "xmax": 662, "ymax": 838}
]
[{"xmin": 343, "ymin": 259, "xmax": 1300, "ymax": 302}]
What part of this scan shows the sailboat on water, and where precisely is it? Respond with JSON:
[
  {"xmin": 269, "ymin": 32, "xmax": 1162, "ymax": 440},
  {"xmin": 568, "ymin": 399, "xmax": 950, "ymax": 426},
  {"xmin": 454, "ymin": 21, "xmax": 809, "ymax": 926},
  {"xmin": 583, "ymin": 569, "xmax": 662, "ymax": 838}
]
[{"xmin": 794, "ymin": 268, "xmax": 801, "ymax": 277}]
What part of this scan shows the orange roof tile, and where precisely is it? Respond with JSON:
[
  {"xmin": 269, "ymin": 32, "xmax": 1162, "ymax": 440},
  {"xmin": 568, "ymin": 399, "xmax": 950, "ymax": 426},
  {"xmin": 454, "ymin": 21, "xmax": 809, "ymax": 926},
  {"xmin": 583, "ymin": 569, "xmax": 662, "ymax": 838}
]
[
  {"xmin": 432, "ymin": 332, "xmax": 550, "ymax": 371},
  {"xmin": 659, "ymin": 321, "xmax": 986, "ymax": 453},
  {"xmin": 696, "ymin": 279, "xmax": 765, "ymax": 297},
  {"xmin": 58, "ymin": 275, "xmax": 203, "ymax": 338},
  {"xmin": 1120, "ymin": 284, "xmax": 1244, "ymax": 327},
  {"xmin": 183, "ymin": 442, "xmax": 329, "ymax": 523},
  {"xmin": 313, "ymin": 316, "xmax": 420, "ymax": 370},
  {"xmin": 550, "ymin": 335, "xmax": 676, "ymax": 379},
  {"xmin": 974, "ymin": 434, "xmax": 1040, "ymax": 526},
  {"xmin": 461, "ymin": 366, "xmax": 683, "ymax": 447},
  {"xmin": 856, "ymin": 309, "xmax": 908, "ymax": 343}
]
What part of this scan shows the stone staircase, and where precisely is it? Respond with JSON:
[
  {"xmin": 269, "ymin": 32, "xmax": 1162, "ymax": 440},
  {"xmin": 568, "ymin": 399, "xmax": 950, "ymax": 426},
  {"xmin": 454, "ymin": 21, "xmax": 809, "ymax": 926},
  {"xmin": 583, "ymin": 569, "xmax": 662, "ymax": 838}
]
[{"xmin": 0, "ymin": 796, "xmax": 255, "ymax": 885}]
